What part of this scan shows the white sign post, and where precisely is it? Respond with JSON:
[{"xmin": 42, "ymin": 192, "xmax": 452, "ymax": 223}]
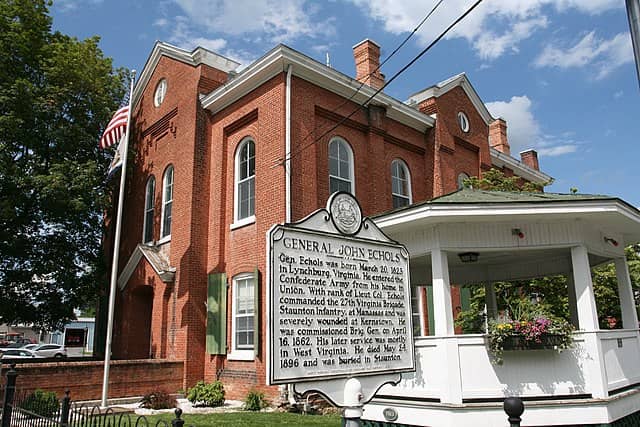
[{"xmin": 267, "ymin": 192, "xmax": 415, "ymax": 419}]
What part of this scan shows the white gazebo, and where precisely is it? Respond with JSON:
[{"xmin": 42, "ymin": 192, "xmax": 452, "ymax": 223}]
[{"xmin": 366, "ymin": 189, "xmax": 640, "ymax": 427}]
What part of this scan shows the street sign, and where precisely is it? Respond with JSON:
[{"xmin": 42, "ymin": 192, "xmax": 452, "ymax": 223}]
[{"xmin": 267, "ymin": 192, "xmax": 414, "ymax": 387}]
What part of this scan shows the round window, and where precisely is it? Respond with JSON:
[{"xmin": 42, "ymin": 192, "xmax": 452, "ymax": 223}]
[
  {"xmin": 458, "ymin": 111, "xmax": 470, "ymax": 133},
  {"xmin": 154, "ymin": 79, "xmax": 167, "ymax": 107}
]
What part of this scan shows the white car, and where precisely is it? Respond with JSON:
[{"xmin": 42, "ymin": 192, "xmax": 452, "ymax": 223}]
[
  {"xmin": 33, "ymin": 344, "xmax": 67, "ymax": 358},
  {"xmin": 0, "ymin": 349, "xmax": 43, "ymax": 359},
  {"xmin": 21, "ymin": 344, "xmax": 39, "ymax": 351}
]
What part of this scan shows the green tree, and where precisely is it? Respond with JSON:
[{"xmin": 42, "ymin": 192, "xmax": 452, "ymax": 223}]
[
  {"xmin": 0, "ymin": 0, "xmax": 127, "ymax": 330},
  {"xmin": 463, "ymin": 167, "xmax": 547, "ymax": 192}
]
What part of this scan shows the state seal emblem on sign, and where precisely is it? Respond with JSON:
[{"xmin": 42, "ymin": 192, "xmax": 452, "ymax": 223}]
[{"xmin": 328, "ymin": 192, "xmax": 362, "ymax": 235}]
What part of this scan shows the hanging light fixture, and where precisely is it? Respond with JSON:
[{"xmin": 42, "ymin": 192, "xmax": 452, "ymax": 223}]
[{"xmin": 458, "ymin": 252, "xmax": 479, "ymax": 263}]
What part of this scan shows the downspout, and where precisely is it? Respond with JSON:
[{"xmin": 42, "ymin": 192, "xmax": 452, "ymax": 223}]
[
  {"xmin": 285, "ymin": 64, "xmax": 292, "ymax": 223},
  {"xmin": 285, "ymin": 64, "xmax": 296, "ymax": 406}
]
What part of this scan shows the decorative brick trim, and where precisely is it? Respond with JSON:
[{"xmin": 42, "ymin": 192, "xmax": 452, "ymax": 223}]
[
  {"xmin": 454, "ymin": 137, "xmax": 479, "ymax": 153},
  {"xmin": 316, "ymin": 106, "xmax": 425, "ymax": 154},
  {"xmin": 142, "ymin": 107, "xmax": 178, "ymax": 142},
  {"xmin": 223, "ymin": 108, "xmax": 259, "ymax": 136},
  {"xmin": 315, "ymin": 105, "xmax": 368, "ymax": 133},
  {"xmin": 439, "ymin": 145, "xmax": 455, "ymax": 155}
]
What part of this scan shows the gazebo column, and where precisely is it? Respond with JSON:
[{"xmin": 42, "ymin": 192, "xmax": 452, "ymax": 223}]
[
  {"xmin": 571, "ymin": 245, "xmax": 608, "ymax": 398},
  {"xmin": 615, "ymin": 257, "xmax": 639, "ymax": 330},
  {"xmin": 431, "ymin": 249, "xmax": 462, "ymax": 404},
  {"xmin": 485, "ymin": 283, "xmax": 498, "ymax": 320},
  {"xmin": 566, "ymin": 273, "xmax": 579, "ymax": 328}
]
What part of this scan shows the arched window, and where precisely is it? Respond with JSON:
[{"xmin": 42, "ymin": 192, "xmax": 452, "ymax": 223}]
[
  {"xmin": 391, "ymin": 159, "xmax": 412, "ymax": 208},
  {"xmin": 329, "ymin": 137, "xmax": 354, "ymax": 195},
  {"xmin": 235, "ymin": 138, "xmax": 255, "ymax": 223},
  {"xmin": 160, "ymin": 165, "xmax": 174, "ymax": 240},
  {"xmin": 143, "ymin": 176, "xmax": 155, "ymax": 244},
  {"xmin": 457, "ymin": 172, "xmax": 470, "ymax": 190}
]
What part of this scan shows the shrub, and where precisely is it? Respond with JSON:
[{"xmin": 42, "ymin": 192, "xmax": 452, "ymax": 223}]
[
  {"xmin": 186, "ymin": 381, "xmax": 225, "ymax": 407},
  {"xmin": 20, "ymin": 389, "xmax": 59, "ymax": 417},
  {"xmin": 139, "ymin": 390, "xmax": 177, "ymax": 410},
  {"xmin": 243, "ymin": 390, "xmax": 267, "ymax": 411}
]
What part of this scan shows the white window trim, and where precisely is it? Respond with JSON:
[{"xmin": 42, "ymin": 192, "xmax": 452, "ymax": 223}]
[
  {"xmin": 228, "ymin": 272, "xmax": 256, "ymax": 361},
  {"xmin": 142, "ymin": 176, "xmax": 155, "ymax": 244},
  {"xmin": 230, "ymin": 215, "xmax": 256, "ymax": 230},
  {"xmin": 232, "ymin": 137, "xmax": 256, "ymax": 227},
  {"xmin": 391, "ymin": 159, "xmax": 412, "ymax": 206},
  {"xmin": 328, "ymin": 137, "xmax": 355, "ymax": 196},
  {"xmin": 160, "ymin": 165, "xmax": 173, "ymax": 241},
  {"xmin": 154, "ymin": 79, "xmax": 167, "ymax": 107},
  {"xmin": 458, "ymin": 111, "xmax": 470, "ymax": 133}
]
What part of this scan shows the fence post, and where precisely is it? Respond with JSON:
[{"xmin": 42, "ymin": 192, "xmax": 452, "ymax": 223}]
[
  {"xmin": 1, "ymin": 364, "xmax": 18, "ymax": 427},
  {"xmin": 503, "ymin": 396, "xmax": 524, "ymax": 427},
  {"xmin": 60, "ymin": 389, "xmax": 71, "ymax": 427},
  {"xmin": 171, "ymin": 408, "xmax": 184, "ymax": 427}
]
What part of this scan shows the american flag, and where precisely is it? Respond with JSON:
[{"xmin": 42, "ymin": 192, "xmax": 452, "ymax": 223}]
[{"xmin": 99, "ymin": 106, "xmax": 129, "ymax": 149}]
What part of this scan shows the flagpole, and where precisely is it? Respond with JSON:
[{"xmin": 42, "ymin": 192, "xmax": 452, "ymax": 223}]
[{"xmin": 101, "ymin": 70, "xmax": 136, "ymax": 408}]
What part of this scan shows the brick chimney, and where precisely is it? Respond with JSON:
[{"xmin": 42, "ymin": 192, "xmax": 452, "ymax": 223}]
[
  {"xmin": 520, "ymin": 149, "xmax": 540, "ymax": 171},
  {"xmin": 489, "ymin": 118, "xmax": 510, "ymax": 155},
  {"xmin": 353, "ymin": 39, "xmax": 385, "ymax": 90}
]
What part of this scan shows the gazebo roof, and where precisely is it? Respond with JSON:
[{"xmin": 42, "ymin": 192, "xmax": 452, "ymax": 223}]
[
  {"xmin": 428, "ymin": 188, "xmax": 614, "ymax": 204},
  {"xmin": 375, "ymin": 189, "xmax": 640, "ymax": 246}
]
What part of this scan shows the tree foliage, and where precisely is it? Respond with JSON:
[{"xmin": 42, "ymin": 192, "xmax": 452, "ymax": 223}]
[
  {"xmin": 463, "ymin": 167, "xmax": 546, "ymax": 192},
  {"xmin": 456, "ymin": 170, "xmax": 639, "ymax": 333},
  {"xmin": 0, "ymin": 0, "xmax": 127, "ymax": 329}
]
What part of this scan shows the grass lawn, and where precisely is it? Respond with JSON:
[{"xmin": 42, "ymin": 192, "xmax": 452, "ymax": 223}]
[{"xmin": 146, "ymin": 411, "xmax": 342, "ymax": 427}]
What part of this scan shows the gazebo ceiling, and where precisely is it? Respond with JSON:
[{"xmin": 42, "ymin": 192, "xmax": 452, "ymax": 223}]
[{"xmin": 408, "ymin": 247, "xmax": 610, "ymax": 285}]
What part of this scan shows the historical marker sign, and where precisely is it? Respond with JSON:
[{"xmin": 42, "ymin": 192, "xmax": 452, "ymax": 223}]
[{"xmin": 267, "ymin": 193, "xmax": 414, "ymax": 385}]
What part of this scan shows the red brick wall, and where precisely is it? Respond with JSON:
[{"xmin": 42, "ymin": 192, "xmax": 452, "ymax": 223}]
[
  {"xmin": 110, "ymin": 50, "xmax": 536, "ymax": 402},
  {"xmin": 2, "ymin": 360, "xmax": 184, "ymax": 400},
  {"xmin": 421, "ymin": 86, "xmax": 491, "ymax": 196}
]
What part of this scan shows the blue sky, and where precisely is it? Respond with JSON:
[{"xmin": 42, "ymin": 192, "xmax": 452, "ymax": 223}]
[{"xmin": 51, "ymin": 0, "xmax": 640, "ymax": 206}]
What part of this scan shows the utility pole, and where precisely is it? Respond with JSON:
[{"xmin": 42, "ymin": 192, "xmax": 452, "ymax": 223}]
[{"xmin": 627, "ymin": 0, "xmax": 640, "ymax": 89}]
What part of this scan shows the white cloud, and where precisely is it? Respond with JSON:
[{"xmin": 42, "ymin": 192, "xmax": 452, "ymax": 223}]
[
  {"xmin": 165, "ymin": 16, "xmax": 258, "ymax": 68},
  {"xmin": 534, "ymin": 31, "xmax": 633, "ymax": 78},
  {"xmin": 348, "ymin": 0, "xmax": 622, "ymax": 60},
  {"xmin": 486, "ymin": 95, "xmax": 540, "ymax": 152},
  {"xmin": 536, "ymin": 145, "xmax": 577, "ymax": 156},
  {"xmin": 54, "ymin": 0, "xmax": 103, "ymax": 12},
  {"xmin": 486, "ymin": 95, "xmax": 579, "ymax": 157},
  {"xmin": 171, "ymin": 0, "xmax": 335, "ymax": 44}
]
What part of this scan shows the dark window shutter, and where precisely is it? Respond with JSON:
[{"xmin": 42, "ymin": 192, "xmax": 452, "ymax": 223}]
[{"xmin": 206, "ymin": 273, "xmax": 227, "ymax": 354}]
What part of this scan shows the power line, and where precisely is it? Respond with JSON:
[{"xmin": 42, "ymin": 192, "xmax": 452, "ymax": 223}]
[{"xmin": 278, "ymin": 0, "xmax": 483, "ymax": 167}]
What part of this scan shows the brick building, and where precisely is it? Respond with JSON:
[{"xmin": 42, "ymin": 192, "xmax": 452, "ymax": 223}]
[{"xmin": 109, "ymin": 39, "xmax": 551, "ymax": 399}]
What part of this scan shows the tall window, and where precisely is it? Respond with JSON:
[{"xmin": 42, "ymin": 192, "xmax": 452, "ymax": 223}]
[
  {"xmin": 231, "ymin": 273, "xmax": 255, "ymax": 359},
  {"xmin": 391, "ymin": 159, "xmax": 412, "ymax": 208},
  {"xmin": 143, "ymin": 176, "xmax": 155, "ymax": 243},
  {"xmin": 160, "ymin": 165, "xmax": 174, "ymax": 239},
  {"xmin": 235, "ymin": 138, "xmax": 255, "ymax": 223},
  {"xmin": 329, "ymin": 137, "xmax": 354, "ymax": 194}
]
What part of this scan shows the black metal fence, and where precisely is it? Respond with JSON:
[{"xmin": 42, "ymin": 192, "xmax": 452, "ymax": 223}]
[{"xmin": 1, "ymin": 364, "xmax": 185, "ymax": 427}]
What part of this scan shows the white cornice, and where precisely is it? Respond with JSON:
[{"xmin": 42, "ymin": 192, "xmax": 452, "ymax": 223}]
[
  {"xmin": 490, "ymin": 147, "xmax": 552, "ymax": 184},
  {"xmin": 375, "ymin": 199, "xmax": 640, "ymax": 244},
  {"xmin": 407, "ymin": 73, "xmax": 493, "ymax": 126},
  {"xmin": 132, "ymin": 41, "xmax": 240, "ymax": 110},
  {"xmin": 200, "ymin": 45, "xmax": 435, "ymax": 133}
]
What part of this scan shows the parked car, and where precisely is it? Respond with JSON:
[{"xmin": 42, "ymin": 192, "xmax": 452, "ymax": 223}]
[
  {"xmin": 0, "ymin": 349, "xmax": 43, "ymax": 359},
  {"xmin": 33, "ymin": 344, "xmax": 67, "ymax": 358},
  {"xmin": 21, "ymin": 343, "xmax": 39, "ymax": 351}
]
